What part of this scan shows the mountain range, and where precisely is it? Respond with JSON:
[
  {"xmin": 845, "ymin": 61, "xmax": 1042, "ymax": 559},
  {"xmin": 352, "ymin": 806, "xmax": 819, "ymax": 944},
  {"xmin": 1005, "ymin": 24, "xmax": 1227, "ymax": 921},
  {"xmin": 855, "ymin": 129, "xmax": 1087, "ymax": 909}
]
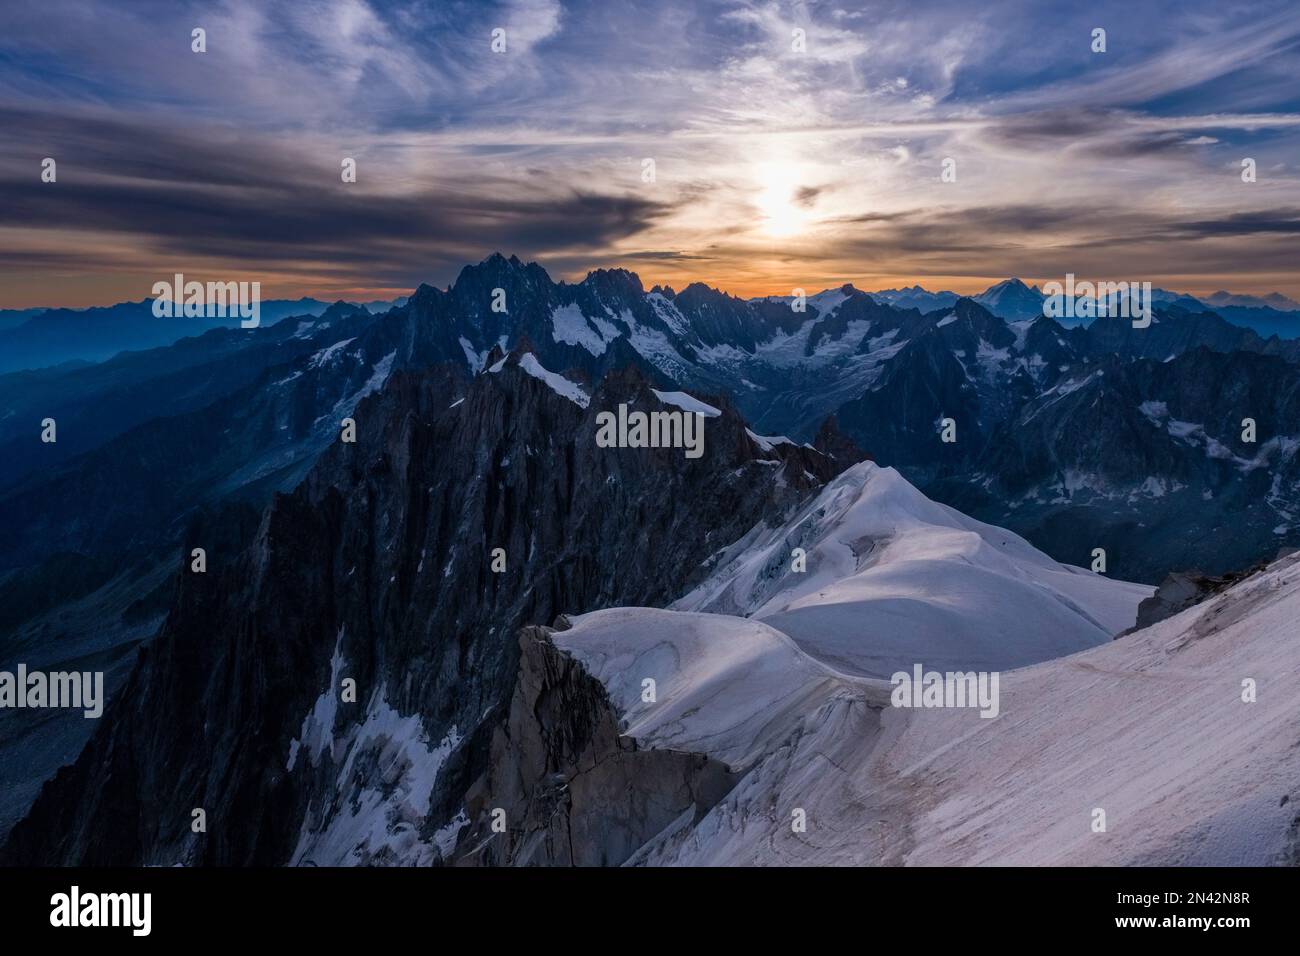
[
  {"xmin": 0, "ymin": 296, "xmax": 409, "ymax": 375},
  {"xmin": 4, "ymin": 273, "xmax": 1295, "ymax": 378},
  {"xmin": 1, "ymin": 253, "xmax": 1297, "ymax": 863}
]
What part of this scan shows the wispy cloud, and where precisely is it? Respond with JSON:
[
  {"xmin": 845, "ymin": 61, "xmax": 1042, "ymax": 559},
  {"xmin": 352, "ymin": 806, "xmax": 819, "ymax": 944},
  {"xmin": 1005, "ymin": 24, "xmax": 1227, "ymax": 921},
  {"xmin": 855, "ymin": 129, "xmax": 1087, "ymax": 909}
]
[{"xmin": 1, "ymin": 0, "xmax": 1298, "ymax": 305}]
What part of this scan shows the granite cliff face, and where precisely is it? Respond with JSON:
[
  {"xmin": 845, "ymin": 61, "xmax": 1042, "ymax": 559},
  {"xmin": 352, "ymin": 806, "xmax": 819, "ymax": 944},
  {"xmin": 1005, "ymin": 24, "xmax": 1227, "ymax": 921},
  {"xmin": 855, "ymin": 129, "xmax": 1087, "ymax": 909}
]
[
  {"xmin": 3, "ymin": 349, "xmax": 850, "ymax": 865},
  {"xmin": 452, "ymin": 620, "xmax": 739, "ymax": 867}
]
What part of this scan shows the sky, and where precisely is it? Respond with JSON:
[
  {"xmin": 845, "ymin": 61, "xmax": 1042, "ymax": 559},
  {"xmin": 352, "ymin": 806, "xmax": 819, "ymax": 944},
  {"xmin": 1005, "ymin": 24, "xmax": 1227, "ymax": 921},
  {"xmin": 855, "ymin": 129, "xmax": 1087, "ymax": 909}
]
[{"xmin": 1, "ymin": 0, "xmax": 1299, "ymax": 308}]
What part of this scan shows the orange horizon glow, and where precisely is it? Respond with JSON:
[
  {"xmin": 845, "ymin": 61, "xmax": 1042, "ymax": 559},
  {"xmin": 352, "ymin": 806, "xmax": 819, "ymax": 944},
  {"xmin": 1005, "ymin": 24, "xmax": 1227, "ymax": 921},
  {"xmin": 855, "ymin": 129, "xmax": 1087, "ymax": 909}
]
[{"xmin": 6, "ymin": 265, "xmax": 1300, "ymax": 312}]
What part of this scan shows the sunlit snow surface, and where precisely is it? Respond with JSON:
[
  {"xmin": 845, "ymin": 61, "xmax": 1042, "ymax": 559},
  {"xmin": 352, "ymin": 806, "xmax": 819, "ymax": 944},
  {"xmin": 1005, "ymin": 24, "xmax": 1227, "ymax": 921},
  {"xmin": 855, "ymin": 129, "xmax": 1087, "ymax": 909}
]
[
  {"xmin": 674, "ymin": 461, "xmax": 1151, "ymax": 676},
  {"xmin": 557, "ymin": 544, "xmax": 1300, "ymax": 865}
]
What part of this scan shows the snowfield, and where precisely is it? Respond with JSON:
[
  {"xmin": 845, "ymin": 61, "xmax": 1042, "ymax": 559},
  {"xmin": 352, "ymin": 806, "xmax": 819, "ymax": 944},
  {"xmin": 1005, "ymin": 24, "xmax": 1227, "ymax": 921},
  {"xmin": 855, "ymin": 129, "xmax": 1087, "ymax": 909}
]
[
  {"xmin": 553, "ymin": 608, "xmax": 857, "ymax": 770},
  {"xmin": 555, "ymin": 550, "xmax": 1300, "ymax": 865},
  {"xmin": 675, "ymin": 461, "xmax": 1151, "ymax": 677}
]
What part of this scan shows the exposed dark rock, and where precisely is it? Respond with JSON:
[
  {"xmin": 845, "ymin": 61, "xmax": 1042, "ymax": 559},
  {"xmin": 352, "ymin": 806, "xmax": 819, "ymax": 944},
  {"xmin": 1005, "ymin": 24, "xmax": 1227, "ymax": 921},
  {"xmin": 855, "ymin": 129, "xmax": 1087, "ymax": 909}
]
[
  {"xmin": 1119, "ymin": 557, "xmax": 1280, "ymax": 635},
  {"xmin": 2, "ymin": 353, "xmax": 829, "ymax": 865},
  {"xmin": 811, "ymin": 415, "xmax": 871, "ymax": 466},
  {"xmin": 453, "ymin": 622, "xmax": 738, "ymax": 867}
]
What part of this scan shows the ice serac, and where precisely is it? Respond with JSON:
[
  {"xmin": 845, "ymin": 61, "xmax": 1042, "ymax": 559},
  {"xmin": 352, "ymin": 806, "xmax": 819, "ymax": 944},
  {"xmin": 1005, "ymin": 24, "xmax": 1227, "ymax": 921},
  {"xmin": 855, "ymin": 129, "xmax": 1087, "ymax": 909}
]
[
  {"xmin": 674, "ymin": 459, "xmax": 1151, "ymax": 677},
  {"xmin": 528, "ymin": 551, "xmax": 1300, "ymax": 865}
]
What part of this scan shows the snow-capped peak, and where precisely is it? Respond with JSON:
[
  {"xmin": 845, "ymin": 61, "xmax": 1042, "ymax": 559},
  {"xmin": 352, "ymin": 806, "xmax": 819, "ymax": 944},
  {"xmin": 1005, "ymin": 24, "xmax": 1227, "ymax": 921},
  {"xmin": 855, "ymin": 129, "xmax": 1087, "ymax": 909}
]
[
  {"xmin": 973, "ymin": 278, "xmax": 1046, "ymax": 320},
  {"xmin": 673, "ymin": 460, "xmax": 1150, "ymax": 677}
]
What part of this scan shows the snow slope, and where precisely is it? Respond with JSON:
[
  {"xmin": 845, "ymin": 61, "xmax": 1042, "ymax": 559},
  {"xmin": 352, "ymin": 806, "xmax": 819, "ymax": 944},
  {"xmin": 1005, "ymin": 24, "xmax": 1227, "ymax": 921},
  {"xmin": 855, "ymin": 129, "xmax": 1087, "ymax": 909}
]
[
  {"xmin": 675, "ymin": 461, "xmax": 1150, "ymax": 677},
  {"xmin": 552, "ymin": 607, "xmax": 856, "ymax": 769},
  {"xmin": 554, "ymin": 551, "xmax": 1300, "ymax": 865}
]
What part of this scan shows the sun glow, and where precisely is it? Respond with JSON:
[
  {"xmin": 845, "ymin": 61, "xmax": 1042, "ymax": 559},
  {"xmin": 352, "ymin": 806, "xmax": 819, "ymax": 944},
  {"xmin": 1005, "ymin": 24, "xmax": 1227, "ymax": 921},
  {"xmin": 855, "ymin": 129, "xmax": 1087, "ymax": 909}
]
[{"xmin": 755, "ymin": 162, "xmax": 809, "ymax": 238}]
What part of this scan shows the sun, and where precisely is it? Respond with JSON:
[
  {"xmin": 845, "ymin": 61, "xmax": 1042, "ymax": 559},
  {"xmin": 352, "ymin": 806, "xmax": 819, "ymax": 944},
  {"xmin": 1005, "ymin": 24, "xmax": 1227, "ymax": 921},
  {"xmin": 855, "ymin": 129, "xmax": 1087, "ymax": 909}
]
[{"xmin": 755, "ymin": 162, "xmax": 809, "ymax": 238}]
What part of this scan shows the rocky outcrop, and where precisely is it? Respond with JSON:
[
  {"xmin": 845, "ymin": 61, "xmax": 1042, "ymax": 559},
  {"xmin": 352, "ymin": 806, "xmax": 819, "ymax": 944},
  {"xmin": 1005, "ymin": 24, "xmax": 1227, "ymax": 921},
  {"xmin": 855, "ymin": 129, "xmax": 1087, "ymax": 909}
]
[
  {"xmin": 1120, "ymin": 551, "xmax": 1295, "ymax": 634},
  {"xmin": 453, "ymin": 620, "xmax": 737, "ymax": 867},
  {"xmin": 811, "ymin": 414, "xmax": 871, "ymax": 467},
  {"xmin": 1126, "ymin": 570, "xmax": 1233, "ymax": 633}
]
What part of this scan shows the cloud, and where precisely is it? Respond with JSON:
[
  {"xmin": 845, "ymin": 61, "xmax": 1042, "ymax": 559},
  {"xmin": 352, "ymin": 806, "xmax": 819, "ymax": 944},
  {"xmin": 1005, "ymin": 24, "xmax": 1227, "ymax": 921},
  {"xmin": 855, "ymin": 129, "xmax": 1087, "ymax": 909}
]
[
  {"xmin": 1, "ymin": 0, "xmax": 1299, "ymax": 302},
  {"xmin": 794, "ymin": 185, "xmax": 822, "ymax": 207},
  {"xmin": 1170, "ymin": 210, "xmax": 1300, "ymax": 237},
  {"xmin": 0, "ymin": 106, "xmax": 676, "ymax": 292}
]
